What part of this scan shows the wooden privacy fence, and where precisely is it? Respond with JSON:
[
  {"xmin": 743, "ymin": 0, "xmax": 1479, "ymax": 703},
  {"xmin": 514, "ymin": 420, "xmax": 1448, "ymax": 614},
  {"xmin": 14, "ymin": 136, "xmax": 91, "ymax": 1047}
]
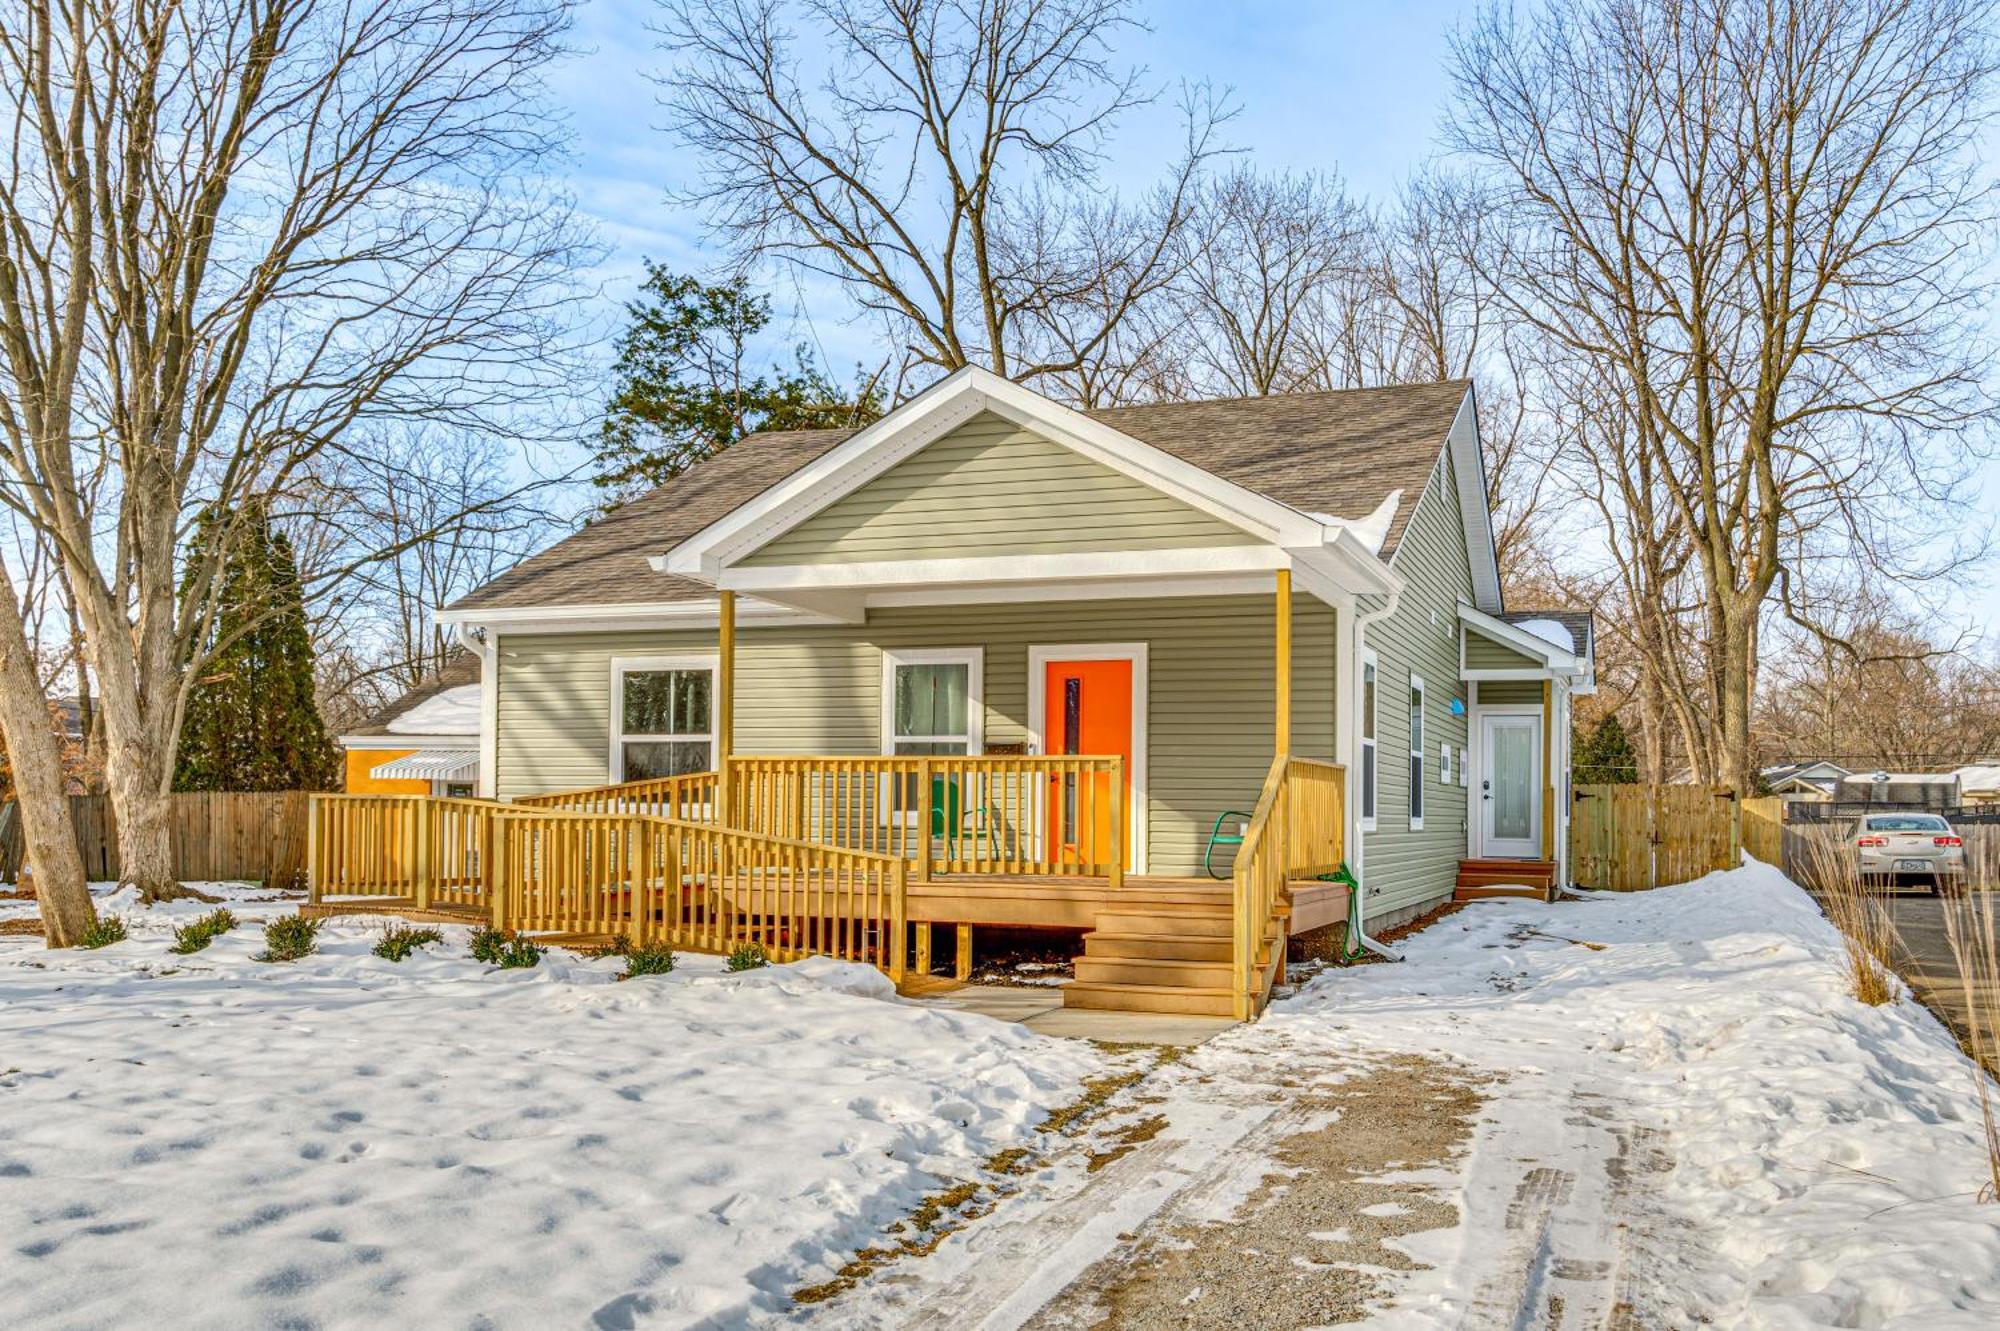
[
  {"xmin": 1569, "ymin": 784, "xmax": 1740, "ymax": 891},
  {"xmin": 307, "ymin": 793, "xmax": 908, "ymax": 979},
  {"xmin": 1741, "ymin": 797, "xmax": 1784, "ymax": 866},
  {"xmin": 0, "ymin": 791, "xmax": 313, "ymax": 885},
  {"xmin": 1231, "ymin": 755, "xmax": 1347, "ymax": 1019},
  {"xmin": 722, "ymin": 754, "xmax": 1128, "ymax": 883}
]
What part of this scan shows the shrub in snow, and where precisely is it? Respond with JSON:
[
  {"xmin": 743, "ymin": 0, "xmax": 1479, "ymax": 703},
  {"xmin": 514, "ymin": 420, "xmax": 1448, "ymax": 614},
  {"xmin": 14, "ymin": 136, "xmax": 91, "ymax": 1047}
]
[
  {"xmin": 469, "ymin": 926, "xmax": 541, "ymax": 969},
  {"xmin": 727, "ymin": 942, "xmax": 768, "ymax": 972},
  {"xmin": 622, "ymin": 941, "xmax": 676, "ymax": 978},
  {"xmin": 258, "ymin": 915, "xmax": 321, "ymax": 963},
  {"xmin": 372, "ymin": 924, "xmax": 443, "ymax": 962},
  {"xmin": 76, "ymin": 916, "xmax": 127, "ymax": 949},
  {"xmin": 169, "ymin": 909, "xmax": 238, "ymax": 955}
]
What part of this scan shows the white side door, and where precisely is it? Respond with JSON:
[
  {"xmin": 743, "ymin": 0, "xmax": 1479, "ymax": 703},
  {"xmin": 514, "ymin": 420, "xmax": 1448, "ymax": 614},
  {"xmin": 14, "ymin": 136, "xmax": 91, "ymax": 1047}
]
[{"xmin": 1480, "ymin": 713, "xmax": 1543, "ymax": 859}]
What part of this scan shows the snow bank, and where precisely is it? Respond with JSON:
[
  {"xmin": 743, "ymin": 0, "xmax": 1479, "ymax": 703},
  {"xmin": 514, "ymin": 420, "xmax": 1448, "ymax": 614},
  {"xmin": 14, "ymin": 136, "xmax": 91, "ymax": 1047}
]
[
  {"xmin": 0, "ymin": 885, "xmax": 1099, "ymax": 1328},
  {"xmin": 1263, "ymin": 861, "xmax": 2000, "ymax": 1328}
]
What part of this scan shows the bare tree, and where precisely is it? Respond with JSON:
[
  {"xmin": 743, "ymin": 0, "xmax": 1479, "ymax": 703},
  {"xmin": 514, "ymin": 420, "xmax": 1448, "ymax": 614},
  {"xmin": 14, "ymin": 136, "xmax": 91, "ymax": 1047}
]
[
  {"xmin": 655, "ymin": 0, "xmax": 1226, "ymax": 388},
  {"xmin": 1449, "ymin": 0, "xmax": 2000, "ymax": 790},
  {"xmin": 301, "ymin": 427, "xmax": 570, "ymax": 708},
  {"xmin": 0, "ymin": 0, "xmax": 585, "ymax": 906},
  {"xmin": 1164, "ymin": 166, "xmax": 1369, "ymax": 397}
]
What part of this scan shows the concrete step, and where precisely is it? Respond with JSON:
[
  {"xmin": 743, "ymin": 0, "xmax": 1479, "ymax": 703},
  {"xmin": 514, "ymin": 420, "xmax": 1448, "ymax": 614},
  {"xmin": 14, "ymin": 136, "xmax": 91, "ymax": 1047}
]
[
  {"xmin": 1073, "ymin": 954, "xmax": 1235, "ymax": 988},
  {"xmin": 1062, "ymin": 980, "xmax": 1237, "ymax": 1017},
  {"xmin": 1083, "ymin": 930, "xmax": 1233, "ymax": 962}
]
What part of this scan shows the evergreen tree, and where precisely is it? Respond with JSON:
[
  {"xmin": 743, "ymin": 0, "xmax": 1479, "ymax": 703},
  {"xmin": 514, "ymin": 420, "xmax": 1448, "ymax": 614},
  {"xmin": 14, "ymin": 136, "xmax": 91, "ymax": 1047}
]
[
  {"xmin": 592, "ymin": 264, "xmax": 883, "ymax": 505},
  {"xmin": 1574, "ymin": 713, "xmax": 1640, "ymax": 785},
  {"xmin": 174, "ymin": 504, "xmax": 341, "ymax": 792}
]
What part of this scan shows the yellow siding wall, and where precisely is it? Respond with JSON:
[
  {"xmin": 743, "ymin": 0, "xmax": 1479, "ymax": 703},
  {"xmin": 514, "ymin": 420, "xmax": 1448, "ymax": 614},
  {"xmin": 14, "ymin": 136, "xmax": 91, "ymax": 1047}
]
[{"xmin": 343, "ymin": 748, "xmax": 427, "ymax": 795}]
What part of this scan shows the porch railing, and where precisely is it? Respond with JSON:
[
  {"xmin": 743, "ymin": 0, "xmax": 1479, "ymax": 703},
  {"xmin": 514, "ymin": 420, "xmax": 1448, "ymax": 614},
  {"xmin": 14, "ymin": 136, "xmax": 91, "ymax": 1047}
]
[
  {"xmin": 1231, "ymin": 755, "xmax": 1346, "ymax": 1019},
  {"xmin": 306, "ymin": 794, "xmax": 906, "ymax": 980},
  {"xmin": 514, "ymin": 771, "xmax": 720, "ymax": 822},
  {"xmin": 723, "ymin": 754, "xmax": 1126, "ymax": 883}
]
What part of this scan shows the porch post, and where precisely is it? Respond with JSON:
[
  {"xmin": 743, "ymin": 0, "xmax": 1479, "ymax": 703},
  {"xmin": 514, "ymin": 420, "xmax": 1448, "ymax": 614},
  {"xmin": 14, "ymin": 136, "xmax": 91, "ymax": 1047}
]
[
  {"xmin": 1541, "ymin": 679, "xmax": 1554, "ymax": 861},
  {"xmin": 718, "ymin": 590, "xmax": 736, "ymax": 824},
  {"xmin": 1274, "ymin": 569, "xmax": 1293, "ymax": 757}
]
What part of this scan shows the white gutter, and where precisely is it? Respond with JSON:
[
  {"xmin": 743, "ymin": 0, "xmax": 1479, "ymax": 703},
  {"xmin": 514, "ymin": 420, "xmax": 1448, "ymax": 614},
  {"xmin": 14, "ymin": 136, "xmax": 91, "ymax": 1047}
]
[
  {"xmin": 454, "ymin": 623, "xmax": 501, "ymax": 800},
  {"xmin": 1348, "ymin": 585, "xmax": 1406, "ymax": 963}
]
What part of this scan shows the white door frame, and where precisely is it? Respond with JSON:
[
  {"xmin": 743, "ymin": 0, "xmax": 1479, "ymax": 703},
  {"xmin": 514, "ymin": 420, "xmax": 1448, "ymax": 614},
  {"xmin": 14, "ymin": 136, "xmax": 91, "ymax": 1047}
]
[
  {"xmin": 1026, "ymin": 643, "xmax": 1149, "ymax": 874},
  {"xmin": 1471, "ymin": 705, "xmax": 1543, "ymax": 859}
]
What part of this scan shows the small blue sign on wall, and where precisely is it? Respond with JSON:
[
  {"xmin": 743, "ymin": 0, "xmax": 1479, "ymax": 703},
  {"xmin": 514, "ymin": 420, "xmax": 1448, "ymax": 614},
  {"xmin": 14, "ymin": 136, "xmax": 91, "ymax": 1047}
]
[{"xmin": 1449, "ymin": 696, "xmax": 1467, "ymax": 717}]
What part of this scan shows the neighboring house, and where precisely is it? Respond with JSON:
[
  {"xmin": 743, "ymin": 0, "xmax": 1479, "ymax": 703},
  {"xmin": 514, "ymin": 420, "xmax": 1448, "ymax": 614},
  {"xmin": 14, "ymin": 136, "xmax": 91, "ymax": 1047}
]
[
  {"xmin": 433, "ymin": 366, "xmax": 1595, "ymax": 972},
  {"xmin": 1955, "ymin": 764, "xmax": 2000, "ymax": 806},
  {"xmin": 337, "ymin": 653, "xmax": 482, "ymax": 796},
  {"xmin": 1760, "ymin": 760, "xmax": 1852, "ymax": 801},
  {"xmin": 1832, "ymin": 771, "xmax": 1961, "ymax": 808}
]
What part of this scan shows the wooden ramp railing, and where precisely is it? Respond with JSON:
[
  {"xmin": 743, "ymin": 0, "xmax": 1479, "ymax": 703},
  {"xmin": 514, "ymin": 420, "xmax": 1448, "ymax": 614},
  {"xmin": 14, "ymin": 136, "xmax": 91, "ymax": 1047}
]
[
  {"xmin": 724, "ymin": 754, "xmax": 1126, "ymax": 882},
  {"xmin": 308, "ymin": 793, "xmax": 906, "ymax": 980},
  {"xmin": 514, "ymin": 772, "xmax": 720, "ymax": 822},
  {"xmin": 1231, "ymin": 755, "xmax": 1346, "ymax": 1020}
]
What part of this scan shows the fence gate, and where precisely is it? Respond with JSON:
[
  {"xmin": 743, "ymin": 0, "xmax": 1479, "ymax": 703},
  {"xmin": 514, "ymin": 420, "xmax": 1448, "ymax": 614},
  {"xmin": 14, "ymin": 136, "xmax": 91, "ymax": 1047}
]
[{"xmin": 1569, "ymin": 784, "xmax": 1740, "ymax": 890}]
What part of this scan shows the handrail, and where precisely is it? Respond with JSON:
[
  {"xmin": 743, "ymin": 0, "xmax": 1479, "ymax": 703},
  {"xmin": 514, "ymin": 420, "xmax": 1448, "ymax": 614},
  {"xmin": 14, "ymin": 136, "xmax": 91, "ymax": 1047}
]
[
  {"xmin": 514, "ymin": 771, "xmax": 720, "ymax": 822},
  {"xmin": 1229, "ymin": 754, "xmax": 1346, "ymax": 1020}
]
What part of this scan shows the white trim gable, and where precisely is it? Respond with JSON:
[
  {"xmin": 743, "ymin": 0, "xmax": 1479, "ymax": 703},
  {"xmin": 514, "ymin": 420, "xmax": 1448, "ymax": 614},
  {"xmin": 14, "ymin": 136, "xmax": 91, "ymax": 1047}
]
[
  {"xmin": 1458, "ymin": 604, "xmax": 1590, "ymax": 676},
  {"xmin": 658, "ymin": 366, "xmax": 1330, "ymax": 580},
  {"xmin": 1445, "ymin": 388, "xmax": 1505, "ymax": 614}
]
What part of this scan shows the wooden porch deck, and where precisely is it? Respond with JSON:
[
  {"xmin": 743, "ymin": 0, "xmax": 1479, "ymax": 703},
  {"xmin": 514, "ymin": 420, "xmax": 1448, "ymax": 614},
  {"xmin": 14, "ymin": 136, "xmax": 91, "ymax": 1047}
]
[{"xmin": 909, "ymin": 872, "xmax": 1348, "ymax": 933}]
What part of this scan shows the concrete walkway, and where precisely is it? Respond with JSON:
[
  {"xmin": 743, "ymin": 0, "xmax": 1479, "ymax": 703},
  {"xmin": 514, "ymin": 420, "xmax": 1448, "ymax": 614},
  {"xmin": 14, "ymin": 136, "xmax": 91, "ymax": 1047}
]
[
  {"xmin": 909, "ymin": 979, "xmax": 1237, "ymax": 1044},
  {"xmin": 1885, "ymin": 892, "xmax": 1999, "ymax": 1069}
]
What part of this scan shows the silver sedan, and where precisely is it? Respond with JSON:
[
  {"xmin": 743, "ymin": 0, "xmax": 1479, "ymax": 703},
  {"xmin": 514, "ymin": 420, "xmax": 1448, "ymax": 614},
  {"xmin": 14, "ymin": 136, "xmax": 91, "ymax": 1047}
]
[{"xmin": 1855, "ymin": 812, "xmax": 1966, "ymax": 887}]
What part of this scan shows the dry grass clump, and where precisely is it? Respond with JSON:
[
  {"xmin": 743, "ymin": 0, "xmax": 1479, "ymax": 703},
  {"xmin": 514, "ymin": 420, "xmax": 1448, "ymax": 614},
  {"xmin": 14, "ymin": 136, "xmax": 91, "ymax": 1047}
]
[
  {"xmin": 1941, "ymin": 883, "xmax": 2000, "ymax": 1203},
  {"xmin": 1798, "ymin": 828, "xmax": 1897, "ymax": 1007}
]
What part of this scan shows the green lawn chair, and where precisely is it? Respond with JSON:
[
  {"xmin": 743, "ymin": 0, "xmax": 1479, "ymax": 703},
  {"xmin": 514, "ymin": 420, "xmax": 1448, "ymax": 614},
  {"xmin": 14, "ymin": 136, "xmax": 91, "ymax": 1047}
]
[{"xmin": 1203, "ymin": 809, "xmax": 1255, "ymax": 879}]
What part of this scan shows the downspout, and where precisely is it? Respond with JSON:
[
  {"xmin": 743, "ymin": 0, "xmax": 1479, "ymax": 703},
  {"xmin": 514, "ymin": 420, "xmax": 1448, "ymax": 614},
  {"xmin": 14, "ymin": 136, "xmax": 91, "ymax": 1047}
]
[
  {"xmin": 1347, "ymin": 587, "xmax": 1405, "ymax": 963},
  {"xmin": 453, "ymin": 623, "xmax": 499, "ymax": 800}
]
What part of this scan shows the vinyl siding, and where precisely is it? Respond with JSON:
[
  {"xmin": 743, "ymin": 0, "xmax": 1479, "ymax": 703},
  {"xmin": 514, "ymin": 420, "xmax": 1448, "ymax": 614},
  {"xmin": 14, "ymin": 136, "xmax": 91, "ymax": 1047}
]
[
  {"xmin": 1476, "ymin": 680, "xmax": 1545, "ymax": 705},
  {"xmin": 1465, "ymin": 630, "xmax": 1541, "ymax": 671},
  {"xmin": 1360, "ymin": 440, "xmax": 1476, "ymax": 921},
  {"xmin": 738, "ymin": 412, "xmax": 1260, "ymax": 566},
  {"xmin": 494, "ymin": 594, "xmax": 1336, "ymax": 877}
]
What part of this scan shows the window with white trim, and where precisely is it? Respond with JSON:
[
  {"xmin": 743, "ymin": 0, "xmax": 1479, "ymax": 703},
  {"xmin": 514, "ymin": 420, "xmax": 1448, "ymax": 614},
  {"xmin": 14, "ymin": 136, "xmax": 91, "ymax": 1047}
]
[
  {"xmin": 1409, "ymin": 675, "xmax": 1426, "ymax": 829},
  {"xmin": 881, "ymin": 648, "xmax": 983, "ymax": 757},
  {"xmin": 612, "ymin": 657, "xmax": 715, "ymax": 780},
  {"xmin": 1360, "ymin": 651, "xmax": 1379, "ymax": 831}
]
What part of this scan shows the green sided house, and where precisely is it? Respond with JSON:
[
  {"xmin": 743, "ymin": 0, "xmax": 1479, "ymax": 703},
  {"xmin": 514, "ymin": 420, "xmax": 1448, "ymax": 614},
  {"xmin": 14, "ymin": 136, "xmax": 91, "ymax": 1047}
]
[{"xmin": 311, "ymin": 366, "xmax": 1593, "ymax": 1018}]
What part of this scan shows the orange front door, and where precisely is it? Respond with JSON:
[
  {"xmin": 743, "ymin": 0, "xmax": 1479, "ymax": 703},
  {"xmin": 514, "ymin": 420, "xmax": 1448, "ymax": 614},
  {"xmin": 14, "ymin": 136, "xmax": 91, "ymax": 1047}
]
[{"xmin": 1043, "ymin": 658, "xmax": 1133, "ymax": 868}]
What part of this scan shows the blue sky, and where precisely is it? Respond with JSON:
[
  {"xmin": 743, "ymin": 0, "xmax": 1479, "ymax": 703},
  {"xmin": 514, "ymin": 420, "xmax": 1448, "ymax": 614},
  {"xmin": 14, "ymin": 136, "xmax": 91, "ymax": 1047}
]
[{"xmin": 543, "ymin": 0, "xmax": 1997, "ymax": 637}]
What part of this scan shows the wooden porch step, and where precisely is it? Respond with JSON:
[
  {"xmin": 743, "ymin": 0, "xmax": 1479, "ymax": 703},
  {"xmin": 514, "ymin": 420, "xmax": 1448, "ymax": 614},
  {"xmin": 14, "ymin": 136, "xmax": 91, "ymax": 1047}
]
[
  {"xmin": 1453, "ymin": 883, "xmax": 1555, "ymax": 903},
  {"xmin": 1089, "ymin": 909, "xmax": 1232, "ymax": 937},
  {"xmin": 1074, "ymin": 954, "xmax": 1234, "ymax": 988},
  {"xmin": 1083, "ymin": 930, "xmax": 1232, "ymax": 962},
  {"xmin": 1062, "ymin": 979, "xmax": 1237, "ymax": 1017}
]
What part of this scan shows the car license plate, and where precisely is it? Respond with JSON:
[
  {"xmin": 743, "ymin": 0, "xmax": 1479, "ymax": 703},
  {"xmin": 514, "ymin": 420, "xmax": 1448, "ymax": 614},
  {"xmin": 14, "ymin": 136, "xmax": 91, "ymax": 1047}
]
[{"xmin": 1894, "ymin": 858, "xmax": 1931, "ymax": 871}]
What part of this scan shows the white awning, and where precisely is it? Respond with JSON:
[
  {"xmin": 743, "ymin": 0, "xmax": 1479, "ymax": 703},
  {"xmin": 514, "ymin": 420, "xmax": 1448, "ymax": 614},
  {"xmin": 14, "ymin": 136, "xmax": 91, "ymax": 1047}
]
[{"xmin": 371, "ymin": 750, "xmax": 479, "ymax": 782}]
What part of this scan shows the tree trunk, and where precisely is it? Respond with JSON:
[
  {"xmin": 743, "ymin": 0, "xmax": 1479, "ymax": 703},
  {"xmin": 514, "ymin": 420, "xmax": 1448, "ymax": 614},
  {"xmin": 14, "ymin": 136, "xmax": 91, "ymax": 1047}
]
[{"xmin": 0, "ymin": 585, "xmax": 94, "ymax": 945}]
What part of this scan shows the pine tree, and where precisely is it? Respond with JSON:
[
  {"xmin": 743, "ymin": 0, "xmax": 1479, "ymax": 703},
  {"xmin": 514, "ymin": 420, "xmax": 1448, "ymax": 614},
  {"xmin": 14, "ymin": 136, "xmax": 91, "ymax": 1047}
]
[
  {"xmin": 174, "ymin": 504, "xmax": 341, "ymax": 792},
  {"xmin": 1574, "ymin": 713, "xmax": 1640, "ymax": 785}
]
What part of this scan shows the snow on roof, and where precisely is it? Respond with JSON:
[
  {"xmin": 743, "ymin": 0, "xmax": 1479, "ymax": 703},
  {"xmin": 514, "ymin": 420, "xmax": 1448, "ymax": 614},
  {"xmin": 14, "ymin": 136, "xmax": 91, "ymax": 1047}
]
[
  {"xmin": 1309, "ymin": 488, "xmax": 1402, "ymax": 557},
  {"xmin": 1954, "ymin": 763, "xmax": 2000, "ymax": 796},
  {"xmin": 1513, "ymin": 617, "xmax": 1576, "ymax": 653},
  {"xmin": 385, "ymin": 684, "xmax": 481, "ymax": 736}
]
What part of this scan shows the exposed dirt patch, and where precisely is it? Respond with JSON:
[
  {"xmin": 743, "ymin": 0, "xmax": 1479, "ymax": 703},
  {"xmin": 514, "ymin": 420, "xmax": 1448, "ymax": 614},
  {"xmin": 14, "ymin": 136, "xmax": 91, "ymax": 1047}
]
[
  {"xmin": 0, "ymin": 918, "xmax": 45, "ymax": 936},
  {"xmin": 1027, "ymin": 1054, "xmax": 1488, "ymax": 1329}
]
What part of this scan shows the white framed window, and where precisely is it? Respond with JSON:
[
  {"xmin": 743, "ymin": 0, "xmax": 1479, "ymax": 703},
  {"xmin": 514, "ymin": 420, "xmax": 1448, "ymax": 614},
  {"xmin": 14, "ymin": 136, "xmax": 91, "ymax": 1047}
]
[
  {"xmin": 1360, "ymin": 650, "xmax": 1379, "ymax": 832},
  {"xmin": 1440, "ymin": 743, "xmax": 1453, "ymax": 787},
  {"xmin": 1409, "ymin": 674, "xmax": 1426, "ymax": 829},
  {"xmin": 609, "ymin": 655, "xmax": 717, "ymax": 781},
  {"xmin": 880, "ymin": 648, "xmax": 984, "ymax": 757}
]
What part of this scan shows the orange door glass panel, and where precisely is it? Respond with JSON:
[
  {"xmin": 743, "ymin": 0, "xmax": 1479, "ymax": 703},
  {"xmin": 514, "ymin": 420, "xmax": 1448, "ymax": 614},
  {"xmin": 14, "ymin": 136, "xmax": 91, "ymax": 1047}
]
[{"xmin": 1042, "ymin": 658, "xmax": 1133, "ymax": 868}]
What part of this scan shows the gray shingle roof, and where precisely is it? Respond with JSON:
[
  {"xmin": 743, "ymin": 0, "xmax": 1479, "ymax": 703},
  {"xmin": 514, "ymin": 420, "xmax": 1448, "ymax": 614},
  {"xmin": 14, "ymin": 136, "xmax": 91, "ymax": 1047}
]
[{"xmin": 447, "ymin": 379, "xmax": 1473, "ymax": 613}]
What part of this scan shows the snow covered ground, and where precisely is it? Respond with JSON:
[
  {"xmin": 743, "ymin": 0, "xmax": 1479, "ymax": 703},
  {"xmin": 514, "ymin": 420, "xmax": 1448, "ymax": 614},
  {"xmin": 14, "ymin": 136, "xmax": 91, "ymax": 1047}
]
[
  {"xmin": 823, "ymin": 861, "xmax": 2000, "ymax": 1329},
  {"xmin": 0, "ymin": 884, "xmax": 1101, "ymax": 1329}
]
